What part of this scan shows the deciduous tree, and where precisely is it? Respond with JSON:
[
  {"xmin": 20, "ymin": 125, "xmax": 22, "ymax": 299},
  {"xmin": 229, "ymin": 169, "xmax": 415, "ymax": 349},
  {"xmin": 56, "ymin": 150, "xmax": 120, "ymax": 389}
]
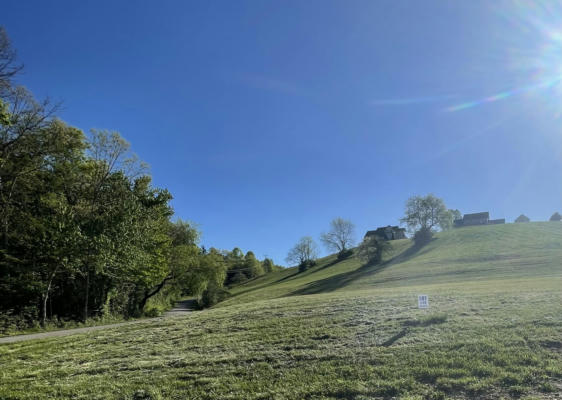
[
  {"xmin": 286, "ymin": 236, "xmax": 318, "ymax": 270},
  {"xmin": 320, "ymin": 217, "xmax": 355, "ymax": 253}
]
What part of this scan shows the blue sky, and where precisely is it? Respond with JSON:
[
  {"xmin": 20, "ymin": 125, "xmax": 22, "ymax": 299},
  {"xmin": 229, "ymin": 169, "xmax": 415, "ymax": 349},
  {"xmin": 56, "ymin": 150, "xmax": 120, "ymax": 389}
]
[{"xmin": 3, "ymin": 1, "xmax": 561, "ymax": 264}]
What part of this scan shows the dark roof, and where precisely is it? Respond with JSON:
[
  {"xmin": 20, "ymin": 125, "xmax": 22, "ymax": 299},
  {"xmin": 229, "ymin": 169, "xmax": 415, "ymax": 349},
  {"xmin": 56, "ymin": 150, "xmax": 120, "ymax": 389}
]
[
  {"xmin": 365, "ymin": 226, "xmax": 405, "ymax": 236},
  {"xmin": 463, "ymin": 212, "xmax": 489, "ymax": 220}
]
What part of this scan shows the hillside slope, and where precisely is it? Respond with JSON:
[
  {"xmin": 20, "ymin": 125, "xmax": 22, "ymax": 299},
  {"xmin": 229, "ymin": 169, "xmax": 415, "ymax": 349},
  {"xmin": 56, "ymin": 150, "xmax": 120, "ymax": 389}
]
[
  {"xmin": 1, "ymin": 222, "xmax": 561, "ymax": 399},
  {"xmin": 222, "ymin": 222, "xmax": 562, "ymax": 307}
]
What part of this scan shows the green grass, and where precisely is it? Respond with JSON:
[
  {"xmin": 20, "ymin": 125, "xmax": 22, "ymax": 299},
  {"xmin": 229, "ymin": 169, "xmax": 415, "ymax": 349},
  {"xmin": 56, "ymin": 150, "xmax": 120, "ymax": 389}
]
[
  {"xmin": 224, "ymin": 222, "xmax": 562, "ymax": 306},
  {"xmin": 1, "ymin": 222, "xmax": 561, "ymax": 399}
]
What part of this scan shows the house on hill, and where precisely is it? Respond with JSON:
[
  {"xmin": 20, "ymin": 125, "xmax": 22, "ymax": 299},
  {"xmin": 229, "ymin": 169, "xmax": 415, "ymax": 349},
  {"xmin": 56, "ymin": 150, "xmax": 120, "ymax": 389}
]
[
  {"xmin": 454, "ymin": 212, "xmax": 505, "ymax": 228},
  {"xmin": 364, "ymin": 226, "xmax": 407, "ymax": 241}
]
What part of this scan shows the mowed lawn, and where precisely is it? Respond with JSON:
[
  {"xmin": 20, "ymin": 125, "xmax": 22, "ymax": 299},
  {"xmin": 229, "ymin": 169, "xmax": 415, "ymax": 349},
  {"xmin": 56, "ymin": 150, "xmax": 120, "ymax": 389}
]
[{"xmin": 1, "ymin": 223, "xmax": 561, "ymax": 399}]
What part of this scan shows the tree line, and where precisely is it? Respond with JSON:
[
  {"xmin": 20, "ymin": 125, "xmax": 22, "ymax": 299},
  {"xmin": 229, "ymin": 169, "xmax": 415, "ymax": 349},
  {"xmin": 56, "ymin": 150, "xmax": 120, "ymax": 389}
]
[
  {"xmin": 286, "ymin": 194, "xmax": 561, "ymax": 273},
  {"xmin": 285, "ymin": 194, "xmax": 462, "ymax": 271},
  {"xmin": 0, "ymin": 27, "xmax": 278, "ymax": 332}
]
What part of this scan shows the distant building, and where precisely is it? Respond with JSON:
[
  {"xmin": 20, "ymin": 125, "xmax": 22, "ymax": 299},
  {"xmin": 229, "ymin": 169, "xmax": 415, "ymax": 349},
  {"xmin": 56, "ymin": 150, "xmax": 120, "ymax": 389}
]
[
  {"xmin": 364, "ymin": 226, "xmax": 407, "ymax": 241},
  {"xmin": 454, "ymin": 212, "xmax": 505, "ymax": 228}
]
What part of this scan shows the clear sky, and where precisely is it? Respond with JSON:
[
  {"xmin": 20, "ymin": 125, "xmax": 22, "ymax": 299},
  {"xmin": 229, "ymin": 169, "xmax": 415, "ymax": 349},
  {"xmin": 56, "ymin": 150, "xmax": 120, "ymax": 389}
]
[{"xmin": 3, "ymin": 1, "xmax": 561, "ymax": 264}]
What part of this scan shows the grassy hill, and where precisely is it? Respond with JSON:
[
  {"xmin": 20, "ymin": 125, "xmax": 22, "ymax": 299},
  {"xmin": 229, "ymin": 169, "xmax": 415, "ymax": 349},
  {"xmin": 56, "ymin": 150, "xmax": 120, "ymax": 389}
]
[
  {"xmin": 223, "ymin": 222, "xmax": 562, "ymax": 306},
  {"xmin": 1, "ymin": 222, "xmax": 561, "ymax": 399}
]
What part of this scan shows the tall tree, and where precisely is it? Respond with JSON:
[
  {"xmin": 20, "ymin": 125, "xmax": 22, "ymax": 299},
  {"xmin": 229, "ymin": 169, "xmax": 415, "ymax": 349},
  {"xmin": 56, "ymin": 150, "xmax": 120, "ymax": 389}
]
[
  {"xmin": 286, "ymin": 236, "xmax": 318, "ymax": 267},
  {"xmin": 320, "ymin": 218, "xmax": 355, "ymax": 253},
  {"xmin": 78, "ymin": 129, "xmax": 148, "ymax": 320},
  {"xmin": 440, "ymin": 209, "xmax": 462, "ymax": 231},
  {"xmin": 244, "ymin": 251, "xmax": 264, "ymax": 278},
  {"xmin": 262, "ymin": 258, "xmax": 275, "ymax": 273},
  {"xmin": 400, "ymin": 194, "xmax": 449, "ymax": 232}
]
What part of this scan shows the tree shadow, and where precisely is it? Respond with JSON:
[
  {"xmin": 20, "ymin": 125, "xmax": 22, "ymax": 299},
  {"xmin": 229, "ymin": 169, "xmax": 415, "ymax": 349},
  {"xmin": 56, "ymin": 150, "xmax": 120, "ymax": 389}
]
[{"xmin": 287, "ymin": 240, "xmax": 432, "ymax": 296}]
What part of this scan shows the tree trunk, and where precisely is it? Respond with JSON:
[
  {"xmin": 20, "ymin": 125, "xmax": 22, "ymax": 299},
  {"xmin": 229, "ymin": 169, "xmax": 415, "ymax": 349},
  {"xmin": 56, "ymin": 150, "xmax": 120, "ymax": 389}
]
[
  {"xmin": 83, "ymin": 268, "xmax": 89, "ymax": 321},
  {"xmin": 41, "ymin": 270, "xmax": 56, "ymax": 327},
  {"xmin": 41, "ymin": 293, "xmax": 48, "ymax": 327},
  {"xmin": 138, "ymin": 275, "xmax": 172, "ymax": 313}
]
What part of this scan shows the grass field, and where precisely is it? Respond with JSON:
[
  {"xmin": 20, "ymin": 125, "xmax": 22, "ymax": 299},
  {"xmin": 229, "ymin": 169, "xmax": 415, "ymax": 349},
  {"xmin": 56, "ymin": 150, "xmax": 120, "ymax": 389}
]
[{"xmin": 1, "ymin": 222, "xmax": 561, "ymax": 399}]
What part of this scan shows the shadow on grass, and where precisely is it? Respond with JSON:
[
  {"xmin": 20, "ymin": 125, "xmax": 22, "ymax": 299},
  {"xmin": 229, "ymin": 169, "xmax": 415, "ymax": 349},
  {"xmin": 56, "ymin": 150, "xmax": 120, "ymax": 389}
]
[
  {"xmin": 287, "ymin": 240, "xmax": 433, "ymax": 296},
  {"xmin": 225, "ymin": 257, "xmax": 344, "ymax": 301},
  {"xmin": 381, "ymin": 328, "xmax": 409, "ymax": 347},
  {"xmin": 380, "ymin": 313, "xmax": 447, "ymax": 347}
]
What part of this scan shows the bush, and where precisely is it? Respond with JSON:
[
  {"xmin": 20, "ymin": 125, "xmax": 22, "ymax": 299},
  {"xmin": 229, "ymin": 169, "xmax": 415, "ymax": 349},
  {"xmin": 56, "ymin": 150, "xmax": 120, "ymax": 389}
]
[
  {"xmin": 337, "ymin": 248, "xmax": 354, "ymax": 260},
  {"xmin": 199, "ymin": 282, "xmax": 230, "ymax": 309},
  {"xmin": 413, "ymin": 227, "xmax": 433, "ymax": 247},
  {"xmin": 229, "ymin": 271, "xmax": 248, "ymax": 285},
  {"xmin": 298, "ymin": 259, "xmax": 316, "ymax": 273},
  {"xmin": 356, "ymin": 236, "xmax": 390, "ymax": 264},
  {"xmin": 0, "ymin": 307, "xmax": 39, "ymax": 335}
]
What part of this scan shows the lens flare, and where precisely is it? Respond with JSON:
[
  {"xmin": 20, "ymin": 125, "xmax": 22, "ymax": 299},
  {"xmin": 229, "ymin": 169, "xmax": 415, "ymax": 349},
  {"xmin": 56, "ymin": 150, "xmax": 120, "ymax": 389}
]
[
  {"xmin": 445, "ymin": 78, "xmax": 562, "ymax": 112},
  {"xmin": 445, "ymin": 1, "xmax": 562, "ymax": 116}
]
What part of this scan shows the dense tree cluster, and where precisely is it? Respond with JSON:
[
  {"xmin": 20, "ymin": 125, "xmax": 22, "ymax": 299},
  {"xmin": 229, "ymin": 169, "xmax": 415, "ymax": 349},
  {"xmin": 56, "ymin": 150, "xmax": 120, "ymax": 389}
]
[
  {"xmin": 0, "ymin": 27, "xmax": 277, "ymax": 331},
  {"xmin": 223, "ymin": 248, "xmax": 281, "ymax": 286}
]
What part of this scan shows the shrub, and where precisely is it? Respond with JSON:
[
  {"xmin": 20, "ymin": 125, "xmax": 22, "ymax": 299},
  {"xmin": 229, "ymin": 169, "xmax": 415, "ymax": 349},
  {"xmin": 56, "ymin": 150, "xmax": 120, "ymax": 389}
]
[
  {"xmin": 337, "ymin": 248, "xmax": 354, "ymax": 260},
  {"xmin": 229, "ymin": 271, "xmax": 248, "ymax": 285},
  {"xmin": 356, "ymin": 236, "xmax": 390, "ymax": 264},
  {"xmin": 0, "ymin": 307, "xmax": 39, "ymax": 335},
  {"xmin": 298, "ymin": 259, "xmax": 316, "ymax": 273},
  {"xmin": 413, "ymin": 227, "xmax": 433, "ymax": 247},
  {"xmin": 199, "ymin": 281, "xmax": 230, "ymax": 309}
]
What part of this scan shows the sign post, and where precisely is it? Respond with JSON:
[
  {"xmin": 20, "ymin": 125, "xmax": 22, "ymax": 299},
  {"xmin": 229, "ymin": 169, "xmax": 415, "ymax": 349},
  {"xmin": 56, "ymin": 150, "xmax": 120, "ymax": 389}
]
[{"xmin": 418, "ymin": 294, "xmax": 429, "ymax": 309}]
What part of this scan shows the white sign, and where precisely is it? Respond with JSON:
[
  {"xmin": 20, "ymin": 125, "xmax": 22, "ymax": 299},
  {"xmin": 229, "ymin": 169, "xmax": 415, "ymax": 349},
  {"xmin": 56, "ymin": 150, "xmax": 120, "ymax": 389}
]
[{"xmin": 418, "ymin": 294, "xmax": 429, "ymax": 309}]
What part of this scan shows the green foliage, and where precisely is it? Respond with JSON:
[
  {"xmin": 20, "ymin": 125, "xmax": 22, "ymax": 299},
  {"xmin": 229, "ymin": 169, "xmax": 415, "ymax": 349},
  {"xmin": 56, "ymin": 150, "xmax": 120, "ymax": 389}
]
[
  {"xmin": 199, "ymin": 281, "xmax": 231, "ymax": 308},
  {"xmin": 356, "ymin": 236, "xmax": 390, "ymax": 263},
  {"xmin": 0, "ymin": 99, "xmax": 10, "ymax": 125},
  {"xmin": 440, "ymin": 209, "xmax": 462, "ymax": 231},
  {"xmin": 244, "ymin": 251, "xmax": 264, "ymax": 277},
  {"xmin": 0, "ymin": 27, "xmax": 250, "ymax": 328},
  {"xmin": 413, "ymin": 226, "xmax": 434, "ymax": 247},
  {"xmin": 298, "ymin": 259, "xmax": 316, "ymax": 273},
  {"xmin": 337, "ymin": 248, "xmax": 354, "ymax": 260},
  {"xmin": 224, "ymin": 248, "xmax": 272, "ymax": 286},
  {"xmin": 286, "ymin": 236, "xmax": 318, "ymax": 266},
  {"xmin": 169, "ymin": 219, "xmax": 200, "ymax": 246},
  {"xmin": 401, "ymin": 194, "xmax": 452, "ymax": 232},
  {"xmin": 262, "ymin": 258, "xmax": 275, "ymax": 273}
]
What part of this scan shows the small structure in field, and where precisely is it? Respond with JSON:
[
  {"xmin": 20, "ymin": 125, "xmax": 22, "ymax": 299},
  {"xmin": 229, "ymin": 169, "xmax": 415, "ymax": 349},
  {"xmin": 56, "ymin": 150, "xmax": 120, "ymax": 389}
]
[
  {"xmin": 454, "ymin": 212, "xmax": 505, "ymax": 228},
  {"xmin": 364, "ymin": 226, "xmax": 407, "ymax": 241}
]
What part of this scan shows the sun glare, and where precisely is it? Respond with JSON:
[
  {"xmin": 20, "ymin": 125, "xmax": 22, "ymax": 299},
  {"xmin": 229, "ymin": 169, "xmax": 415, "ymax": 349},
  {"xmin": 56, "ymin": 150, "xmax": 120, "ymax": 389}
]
[{"xmin": 446, "ymin": 1, "xmax": 562, "ymax": 118}]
